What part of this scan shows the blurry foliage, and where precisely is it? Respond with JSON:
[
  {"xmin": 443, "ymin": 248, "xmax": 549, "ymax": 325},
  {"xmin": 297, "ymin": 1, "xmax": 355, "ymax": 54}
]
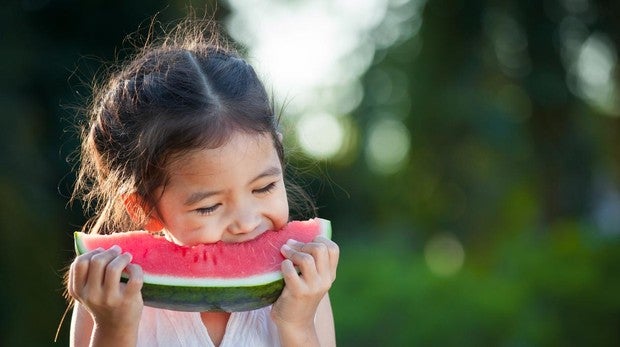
[
  {"xmin": 1, "ymin": 0, "xmax": 619, "ymax": 345},
  {"xmin": 332, "ymin": 225, "xmax": 620, "ymax": 346}
]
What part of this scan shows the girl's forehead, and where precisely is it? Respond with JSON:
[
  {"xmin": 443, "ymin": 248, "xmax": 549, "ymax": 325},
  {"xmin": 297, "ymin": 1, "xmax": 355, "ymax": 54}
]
[{"xmin": 166, "ymin": 132, "xmax": 276, "ymax": 173}]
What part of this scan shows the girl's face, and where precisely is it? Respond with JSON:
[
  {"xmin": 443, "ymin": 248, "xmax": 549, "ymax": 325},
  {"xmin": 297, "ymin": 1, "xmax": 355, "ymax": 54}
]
[{"xmin": 153, "ymin": 132, "xmax": 289, "ymax": 246}]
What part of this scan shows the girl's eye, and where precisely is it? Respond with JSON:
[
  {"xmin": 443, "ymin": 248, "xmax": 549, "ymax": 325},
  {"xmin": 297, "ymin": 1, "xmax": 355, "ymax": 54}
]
[
  {"xmin": 195, "ymin": 203, "xmax": 221, "ymax": 216},
  {"xmin": 254, "ymin": 182, "xmax": 276, "ymax": 194}
]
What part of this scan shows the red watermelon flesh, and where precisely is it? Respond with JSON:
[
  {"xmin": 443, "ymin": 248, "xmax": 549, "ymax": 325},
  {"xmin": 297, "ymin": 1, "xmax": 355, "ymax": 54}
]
[{"xmin": 76, "ymin": 218, "xmax": 329, "ymax": 279}]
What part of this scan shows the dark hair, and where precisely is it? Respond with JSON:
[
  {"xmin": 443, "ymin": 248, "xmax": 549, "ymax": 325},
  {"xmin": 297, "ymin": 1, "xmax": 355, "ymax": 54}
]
[{"xmin": 73, "ymin": 20, "xmax": 313, "ymax": 234}]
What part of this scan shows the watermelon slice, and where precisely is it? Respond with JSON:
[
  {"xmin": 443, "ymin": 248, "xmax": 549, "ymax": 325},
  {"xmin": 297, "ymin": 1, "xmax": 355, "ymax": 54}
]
[{"xmin": 74, "ymin": 218, "xmax": 331, "ymax": 312}]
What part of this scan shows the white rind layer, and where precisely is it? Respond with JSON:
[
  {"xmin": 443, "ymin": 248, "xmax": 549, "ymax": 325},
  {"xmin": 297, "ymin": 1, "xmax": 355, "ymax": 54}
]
[{"xmin": 139, "ymin": 270, "xmax": 284, "ymax": 287}]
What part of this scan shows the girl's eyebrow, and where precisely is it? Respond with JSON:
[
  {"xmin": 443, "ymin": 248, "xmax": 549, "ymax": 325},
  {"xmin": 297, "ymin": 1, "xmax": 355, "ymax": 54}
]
[
  {"xmin": 250, "ymin": 166, "xmax": 282, "ymax": 184},
  {"xmin": 184, "ymin": 190, "xmax": 221, "ymax": 206},
  {"xmin": 183, "ymin": 166, "xmax": 282, "ymax": 206}
]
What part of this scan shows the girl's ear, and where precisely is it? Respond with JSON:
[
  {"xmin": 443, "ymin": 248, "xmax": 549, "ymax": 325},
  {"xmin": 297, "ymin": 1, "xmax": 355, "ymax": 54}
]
[{"xmin": 123, "ymin": 193, "xmax": 164, "ymax": 232}]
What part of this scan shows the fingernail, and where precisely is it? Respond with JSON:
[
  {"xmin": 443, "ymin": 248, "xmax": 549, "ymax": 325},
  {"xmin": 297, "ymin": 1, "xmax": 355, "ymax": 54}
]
[
  {"xmin": 286, "ymin": 239, "xmax": 300, "ymax": 246},
  {"xmin": 124, "ymin": 252, "xmax": 133, "ymax": 262},
  {"xmin": 111, "ymin": 245, "xmax": 121, "ymax": 252},
  {"xmin": 281, "ymin": 244, "xmax": 292, "ymax": 252}
]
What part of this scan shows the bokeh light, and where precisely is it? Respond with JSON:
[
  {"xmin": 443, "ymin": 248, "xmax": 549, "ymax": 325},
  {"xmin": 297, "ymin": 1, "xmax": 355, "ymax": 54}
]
[
  {"xmin": 295, "ymin": 112, "xmax": 345, "ymax": 160},
  {"xmin": 365, "ymin": 117, "xmax": 410, "ymax": 175},
  {"xmin": 559, "ymin": 12, "xmax": 620, "ymax": 116},
  {"xmin": 483, "ymin": 8, "xmax": 531, "ymax": 77},
  {"xmin": 571, "ymin": 33, "xmax": 619, "ymax": 115},
  {"xmin": 225, "ymin": 0, "xmax": 426, "ymax": 160},
  {"xmin": 424, "ymin": 232, "xmax": 466, "ymax": 277}
]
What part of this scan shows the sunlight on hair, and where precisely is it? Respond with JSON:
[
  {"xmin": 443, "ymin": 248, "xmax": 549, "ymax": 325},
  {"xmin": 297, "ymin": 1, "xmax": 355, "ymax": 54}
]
[
  {"xmin": 365, "ymin": 118, "xmax": 410, "ymax": 175},
  {"xmin": 224, "ymin": 0, "xmax": 427, "ymax": 161},
  {"xmin": 424, "ymin": 232, "xmax": 465, "ymax": 277},
  {"xmin": 296, "ymin": 112, "xmax": 345, "ymax": 160}
]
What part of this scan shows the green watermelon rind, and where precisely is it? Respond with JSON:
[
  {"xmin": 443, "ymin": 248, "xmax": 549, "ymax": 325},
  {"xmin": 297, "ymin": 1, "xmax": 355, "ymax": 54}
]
[
  {"xmin": 136, "ymin": 278, "xmax": 285, "ymax": 312},
  {"xmin": 73, "ymin": 218, "xmax": 332, "ymax": 312}
]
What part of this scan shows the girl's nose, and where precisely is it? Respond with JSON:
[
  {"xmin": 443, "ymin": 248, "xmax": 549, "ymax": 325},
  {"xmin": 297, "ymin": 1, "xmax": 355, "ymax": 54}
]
[{"xmin": 227, "ymin": 205, "xmax": 261, "ymax": 235}]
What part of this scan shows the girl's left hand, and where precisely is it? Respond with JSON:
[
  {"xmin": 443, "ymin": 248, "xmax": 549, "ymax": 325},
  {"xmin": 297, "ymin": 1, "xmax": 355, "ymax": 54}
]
[{"xmin": 271, "ymin": 236, "xmax": 339, "ymax": 330}]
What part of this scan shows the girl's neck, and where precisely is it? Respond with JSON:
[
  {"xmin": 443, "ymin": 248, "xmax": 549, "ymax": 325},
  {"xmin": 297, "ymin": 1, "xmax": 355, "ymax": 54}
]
[{"xmin": 200, "ymin": 311, "xmax": 231, "ymax": 346}]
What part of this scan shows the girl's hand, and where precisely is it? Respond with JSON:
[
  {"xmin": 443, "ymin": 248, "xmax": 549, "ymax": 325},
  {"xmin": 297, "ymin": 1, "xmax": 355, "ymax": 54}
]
[
  {"xmin": 67, "ymin": 245, "xmax": 144, "ymax": 338},
  {"xmin": 272, "ymin": 236, "xmax": 339, "ymax": 338}
]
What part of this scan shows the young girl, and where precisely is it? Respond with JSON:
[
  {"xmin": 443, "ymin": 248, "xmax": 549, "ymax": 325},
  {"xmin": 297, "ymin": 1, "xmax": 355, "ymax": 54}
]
[{"xmin": 66, "ymin": 19, "xmax": 339, "ymax": 347}]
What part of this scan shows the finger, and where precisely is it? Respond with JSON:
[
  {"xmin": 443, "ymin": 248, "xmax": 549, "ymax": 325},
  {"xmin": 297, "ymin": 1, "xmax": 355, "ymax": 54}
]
[
  {"xmin": 288, "ymin": 239, "xmax": 331, "ymax": 278},
  {"xmin": 280, "ymin": 259, "xmax": 303, "ymax": 291},
  {"xmin": 123, "ymin": 263, "xmax": 144, "ymax": 295},
  {"xmin": 87, "ymin": 245, "xmax": 122, "ymax": 287},
  {"xmin": 103, "ymin": 252, "xmax": 133, "ymax": 294},
  {"xmin": 281, "ymin": 243, "xmax": 319, "ymax": 283},
  {"xmin": 70, "ymin": 248, "xmax": 104, "ymax": 298},
  {"xmin": 314, "ymin": 236, "xmax": 340, "ymax": 280}
]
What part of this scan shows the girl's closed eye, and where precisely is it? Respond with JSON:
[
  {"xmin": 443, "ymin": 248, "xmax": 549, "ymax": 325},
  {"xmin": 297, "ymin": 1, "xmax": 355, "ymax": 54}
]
[
  {"xmin": 195, "ymin": 203, "xmax": 221, "ymax": 215},
  {"xmin": 254, "ymin": 182, "xmax": 277, "ymax": 194}
]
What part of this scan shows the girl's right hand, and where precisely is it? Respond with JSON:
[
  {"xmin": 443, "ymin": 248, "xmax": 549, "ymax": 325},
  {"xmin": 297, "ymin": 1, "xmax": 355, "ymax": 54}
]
[{"xmin": 67, "ymin": 245, "xmax": 144, "ymax": 335}]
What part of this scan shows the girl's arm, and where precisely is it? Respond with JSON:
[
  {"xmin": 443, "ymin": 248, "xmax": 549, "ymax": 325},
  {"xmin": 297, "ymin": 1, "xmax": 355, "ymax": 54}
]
[
  {"xmin": 315, "ymin": 294, "xmax": 336, "ymax": 346},
  {"xmin": 273, "ymin": 236, "xmax": 339, "ymax": 347},
  {"xmin": 274, "ymin": 294, "xmax": 335, "ymax": 347},
  {"xmin": 70, "ymin": 302, "xmax": 93, "ymax": 347},
  {"xmin": 71, "ymin": 302, "xmax": 141, "ymax": 347},
  {"xmin": 68, "ymin": 246, "xmax": 144, "ymax": 347}
]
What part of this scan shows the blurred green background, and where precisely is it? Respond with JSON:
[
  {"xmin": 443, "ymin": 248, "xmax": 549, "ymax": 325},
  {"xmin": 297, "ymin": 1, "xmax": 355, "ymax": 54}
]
[{"xmin": 1, "ymin": 0, "xmax": 619, "ymax": 345}]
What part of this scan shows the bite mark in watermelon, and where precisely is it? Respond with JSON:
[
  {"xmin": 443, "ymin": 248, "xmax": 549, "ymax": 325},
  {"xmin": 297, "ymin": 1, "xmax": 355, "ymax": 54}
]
[{"xmin": 74, "ymin": 218, "xmax": 331, "ymax": 312}]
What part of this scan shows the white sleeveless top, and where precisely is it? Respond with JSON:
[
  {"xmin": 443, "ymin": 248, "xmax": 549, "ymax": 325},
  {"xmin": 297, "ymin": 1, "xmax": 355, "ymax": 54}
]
[{"xmin": 137, "ymin": 306, "xmax": 281, "ymax": 347}]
